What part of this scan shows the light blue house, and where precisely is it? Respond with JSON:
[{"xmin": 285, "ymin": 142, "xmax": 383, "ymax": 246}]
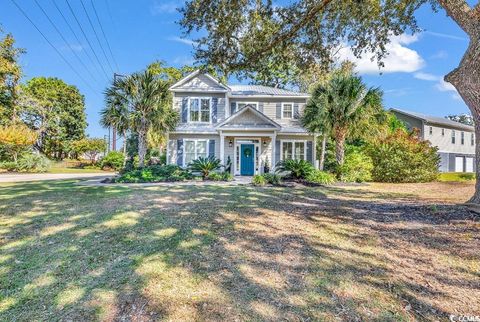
[{"xmin": 166, "ymin": 70, "xmax": 317, "ymax": 175}]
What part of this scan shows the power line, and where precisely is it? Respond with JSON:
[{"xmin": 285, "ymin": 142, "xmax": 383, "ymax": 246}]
[
  {"xmin": 51, "ymin": 0, "xmax": 106, "ymax": 82},
  {"xmin": 33, "ymin": 0, "xmax": 100, "ymax": 87},
  {"xmin": 9, "ymin": 0, "xmax": 99, "ymax": 95},
  {"xmin": 104, "ymin": 0, "xmax": 116, "ymax": 29},
  {"xmin": 65, "ymin": 0, "xmax": 110, "ymax": 80},
  {"xmin": 90, "ymin": 0, "xmax": 119, "ymax": 71},
  {"xmin": 79, "ymin": 0, "xmax": 115, "ymax": 74}
]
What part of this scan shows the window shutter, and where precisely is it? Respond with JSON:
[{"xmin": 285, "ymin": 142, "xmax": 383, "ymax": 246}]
[
  {"xmin": 293, "ymin": 103, "xmax": 300, "ymax": 119},
  {"xmin": 181, "ymin": 98, "xmax": 188, "ymax": 123},
  {"xmin": 306, "ymin": 141, "xmax": 313, "ymax": 164},
  {"xmin": 276, "ymin": 103, "xmax": 282, "ymax": 119},
  {"xmin": 275, "ymin": 140, "xmax": 281, "ymax": 165},
  {"xmin": 211, "ymin": 97, "xmax": 218, "ymax": 123},
  {"xmin": 209, "ymin": 139, "xmax": 215, "ymax": 158},
  {"xmin": 230, "ymin": 102, "xmax": 236, "ymax": 116},
  {"xmin": 177, "ymin": 139, "xmax": 184, "ymax": 166},
  {"xmin": 259, "ymin": 102, "xmax": 264, "ymax": 113}
]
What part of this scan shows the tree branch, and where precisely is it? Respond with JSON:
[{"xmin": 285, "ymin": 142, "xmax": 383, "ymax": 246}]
[
  {"xmin": 437, "ymin": 0, "xmax": 476, "ymax": 35},
  {"xmin": 240, "ymin": 0, "xmax": 334, "ymax": 67}
]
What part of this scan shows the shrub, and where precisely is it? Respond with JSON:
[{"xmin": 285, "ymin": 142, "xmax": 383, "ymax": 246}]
[
  {"xmin": 275, "ymin": 159, "xmax": 314, "ymax": 179},
  {"xmin": 72, "ymin": 138, "xmax": 106, "ymax": 164},
  {"xmin": 3, "ymin": 153, "xmax": 51, "ymax": 173},
  {"xmin": 336, "ymin": 150, "xmax": 373, "ymax": 182},
  {"xmin": 305, "ymin": 170, "xmax": 336, "ymax": 185},
  {"xmin": 100, "ymin": 151, "xmax": 124, "ymax": 171},
  {"xmin": 115, "ymin": 164, "xmax": 192, "ymax": 183},
  {"xmin": 252, "ymin": 174, "xmax": 267, "ymax": 186},
  {"xmin": 0, "ymin": 123, "xmax": 38, "ymax": 161},
  {"xmin": 188, "ymin": 156, "xmax": 221, "ymax": 180},
  {"xmin": 207, "ymin": 172, "xmax": 223, "ymax": 181},
  {"xmin": 263, "ymin": 173, "xmax": 282, "ymax": 185},
  {"xmin": 369, "ymin": 129, "xmax": 440, "ymax": 183},
  {"xmin": 205, "ymin": 171, "xmax": 233, "ymax": 181}
]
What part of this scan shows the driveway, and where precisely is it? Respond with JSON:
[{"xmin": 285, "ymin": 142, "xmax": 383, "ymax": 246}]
[{"xmin": 0, "ymin": 172, "xmax": 115, "ymax": 183}]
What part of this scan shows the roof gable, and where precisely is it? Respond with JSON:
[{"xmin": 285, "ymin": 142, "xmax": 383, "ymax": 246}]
[
  {"xmin": 169, "ymin": 70, "xmax": 229, "ymax": 92},
  {"xmin": 216, "ymin": 105, "xmax": 280, "ymax": 130},
  {"xmin": 391, "ymin": 108, "xmax": 474, "ymax": 131}
]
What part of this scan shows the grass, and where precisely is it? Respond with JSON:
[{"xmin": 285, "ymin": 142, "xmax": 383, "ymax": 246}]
[
  {"xmin": 0, "ymin": 180, "xmax": 478, "ymax": 321},
  {"xmin": 48, "ymin": 161, "xmax": 110, "ymax": 174},
  {"xmin": 438, "ymin": 172, "xmax": 476, "ymax": 182}
]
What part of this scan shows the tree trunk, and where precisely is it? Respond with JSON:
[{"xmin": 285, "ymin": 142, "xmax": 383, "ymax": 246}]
[
  {"xmin": 137, "ymin": 119, "xmax": 148, "ymax": 168},
  {"xmin": 122, "ymin": 130, "xmax": 127, "ymax": 167},
  {"xmin": 334, "ymin": 127, "xmax": 347, "ymax": 165},
  {"xmin": 441, "ymin": 29, "xmax": 479, "ymax": 202},
  {"xmin": 319, "ymin": 134, "xmax": 327, "ymax": 171}
]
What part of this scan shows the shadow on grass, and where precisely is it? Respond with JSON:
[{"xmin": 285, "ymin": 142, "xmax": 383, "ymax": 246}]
[{"xmin": 0, "ymin": 181, "xmax": 478, "ymax": 321}]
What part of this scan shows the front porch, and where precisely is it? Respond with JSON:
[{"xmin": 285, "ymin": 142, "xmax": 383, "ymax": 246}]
[{"xmin": 220, "ymin": 132, "xmax": 276, "ymax": 176}]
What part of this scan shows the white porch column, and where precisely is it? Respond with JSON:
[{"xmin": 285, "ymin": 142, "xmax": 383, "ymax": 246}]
[
  {"xmin": 313, "ymin": 134, "xmax": 318, "ymax": 169},
  {"xmin": 219, "ymin": 132, "xmax": 225, "ymax": 164},
  {"xmin": 271, "ymin": 134, "xmax": 276, "ymax": 170}
]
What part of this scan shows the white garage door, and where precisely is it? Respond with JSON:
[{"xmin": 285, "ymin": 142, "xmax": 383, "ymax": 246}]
[
  {"xmin": 455, "ymin": 157, "xmax": 464, "ymax": 172},
  {"xmin": 466, "ymin": 157, "xmax": 474, "ymax": 172}
]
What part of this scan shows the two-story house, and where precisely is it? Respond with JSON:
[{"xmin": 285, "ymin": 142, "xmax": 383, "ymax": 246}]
[
  {"xmin": 391, "ymin": 108, "xmax": 476, "ymax": 173},
  {"xmin": 166, "ymin": 70, "xmax": 317, "ymax": 175}
]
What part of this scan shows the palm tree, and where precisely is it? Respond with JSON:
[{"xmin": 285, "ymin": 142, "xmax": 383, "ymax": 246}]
[
  {"xmin": 100, "ymin": 98, "xmax": 130, "ymax": 162},
  {"xmin": 302, "ymin": 72, "xmax": 383, "ymax": 165},
  {"xmin": 104, "ymin": 69, "xmax": 179, "ymax": 167}
]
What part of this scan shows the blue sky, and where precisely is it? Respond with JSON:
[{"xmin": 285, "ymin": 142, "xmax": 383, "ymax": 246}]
[{"xmin": 0, "ymin": 0, "xmax": 472, "ymax": 138}]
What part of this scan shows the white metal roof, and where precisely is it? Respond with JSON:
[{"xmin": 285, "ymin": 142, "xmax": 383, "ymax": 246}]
[{"xmin": 229, "ymin": 84, "xmax": 309, "ymax": 97}]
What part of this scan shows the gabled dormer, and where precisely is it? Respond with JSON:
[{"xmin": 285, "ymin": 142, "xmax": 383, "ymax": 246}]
[{"xmin": 169, "ymin": 70, "xmax": 230, "ymax": 93}]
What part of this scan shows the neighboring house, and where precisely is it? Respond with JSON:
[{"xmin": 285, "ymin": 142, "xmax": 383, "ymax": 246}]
[
  {"xmin": 166, "ymin": 70, "xmax": 317, "ymax": 175},
  {"xmin": 391, "ymin": 108, "xmax": 475, "ymax": 173}
]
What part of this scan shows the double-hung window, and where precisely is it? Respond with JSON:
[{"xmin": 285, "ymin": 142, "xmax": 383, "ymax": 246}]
[
  {"xmin": 472, "ymin": 133, "xmax": 475, "ymax": 146},
  {"xmin": 281, "ymin": 140, "xmax": 306, "ymax": 161},
  {"xmin": 282, "ymin": 103, "xmax": 293, "ymax": 118},
  {"xmin": 461, "ymin": 131, "xmax": 465, "ymax": 145},
  {"xmin": 451, "ymin": 130, "xmax": 456, "ymax": 144},
  {"xmin": 184, "ymin": 140, "xmax": 208, "ymax": 165},
  {"xmin": 189, "ymin": 98, "xmax": 211, "ymax": 122}
]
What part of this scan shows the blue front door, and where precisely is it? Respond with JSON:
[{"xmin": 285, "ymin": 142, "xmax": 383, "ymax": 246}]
[{"xmin": 240, "ymin": 144, "xmax": 255, "ymax": 176}]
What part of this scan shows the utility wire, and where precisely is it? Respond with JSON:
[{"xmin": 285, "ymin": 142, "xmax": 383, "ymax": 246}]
[
  {"xmin": 104, "ymin": 0, "xmax": 116, "ymax": 29},
  {"xmin": 90, "ymin": 0, "xmax": 119, "ymax": 71},
  {"xmin": 65, "ymin": 0, "xmax": 110, "ymax": 80},
  {"xmin": 33, "ymin": 0, "xmax": 100, "ymax": 87},
  {"xmin": 79, "ymin": 0, "xmax": 114, "ymax": 74},
  {"xmin": 9, "ymin": 0, "xmax": 99, "ymax": 95},
  {"xmin": 51, "ymin": 0, "xmax": 106, "ymax": 82}
]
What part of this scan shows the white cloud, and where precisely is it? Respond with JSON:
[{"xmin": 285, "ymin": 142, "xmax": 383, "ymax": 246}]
[
  {"xmin": 336, "ymin": 34, "xmax": 424, "ymax": 74},
  {"xmin": 431, "ymin": 50, "xmax": 448, "ymax": 59},
  {"xmin": 414, "ymin": 72, "xmax": 438, "ymax": 81},
  {"xmin": 151, "ymin": 1, "xmax": 179, "ymax": 15},
  {"xmin": 413, "ymin": 71, "xmax": 459, "ymax": 99},
  {"xmin": 62, "ymin": 44, "xmax": 83, "ymax": 52},
  {"xmin": 424, "ymin": 31, "xmax": 467, "ymax": 41},
  {"xmin": 435, "ymin": 79, "xmax": 457, "ymax": 92},
  {"xmin": 168, "ymin": 36, "xmax": 197, "ymax": 46},
  {"xmin": 173, "ymin": 56, "xmax": 195, "ymax": 66}
]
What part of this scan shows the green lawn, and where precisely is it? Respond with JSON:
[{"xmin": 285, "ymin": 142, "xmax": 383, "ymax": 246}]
[
  {"xmin": 438, "ymin": 172, "xmax": 476, "ymax": 182},
  {"xmin": 0, "ymin": 180, "xmax": 478, "ymax": 321}
]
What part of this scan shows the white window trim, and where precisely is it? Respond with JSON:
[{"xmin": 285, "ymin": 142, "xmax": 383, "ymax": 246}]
[
  {"xmin": 280, "ymin": 140, "xmax": 307, "ymax": 161},
  {"xmin": 281, "ymin": 102, "xmax": 294, "ymax": 119},
  {"xmin": 187, "ymin": 97, "xmax": 212, "ymax": 124},
  {"xmin": 234, "ymin": 102, "xmax": 258, "ymax": 114},
  {"xmin": 461, "ymin": 131, "xmax": 465, "ymax": 145},
  {"xmin": 452, "ymin": 130, "xmax": 456, "ymax": 144},
  {"xmin": 183, "ymin": 139, "xmax": 209, "ymax": 166}
]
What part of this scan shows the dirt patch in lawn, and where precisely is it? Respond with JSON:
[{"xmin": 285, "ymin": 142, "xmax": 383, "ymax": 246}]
[{"xmin": 0, "ymin": 180, "xmax": 478, "ymax": 321}]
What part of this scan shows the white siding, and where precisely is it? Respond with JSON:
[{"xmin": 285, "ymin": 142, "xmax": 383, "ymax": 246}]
[{"xmin": 424, "ymin": 124, "xmax": 475, "ymax": 154}]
